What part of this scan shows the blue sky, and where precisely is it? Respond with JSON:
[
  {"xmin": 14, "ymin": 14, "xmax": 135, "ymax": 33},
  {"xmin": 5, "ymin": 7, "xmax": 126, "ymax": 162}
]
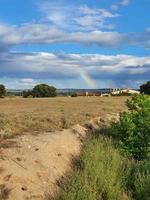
[{"xmin": 0, "ymin": 0, "xmax": 150, "ymax": 89}]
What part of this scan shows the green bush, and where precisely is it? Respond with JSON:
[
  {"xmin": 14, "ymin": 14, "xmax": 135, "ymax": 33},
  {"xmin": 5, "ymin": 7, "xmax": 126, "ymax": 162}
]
[
  {"xmin": 111, "ymin": 94, "xmax": 150, "ymax": 159},
  {"xmin": 32, "ymin": 84, "xmax": 56, "ymax": 97},
  {"xmin": 140, "ymin": 81, "xmax": 150, "ymax": 95},
  {"xmin": 71, "ymin": 93, "xmax": 77, "ymax": 97},
  {"xmin": 111, "ymin": 92, "xmax": 131, "ymax": 96},
  {"xmin": 22, "ymin": 90, "xmax": 33, "ymax": 98},
  {"xmin": 0, "ymin": 85, "xmax": 6, "ymax": 98}
]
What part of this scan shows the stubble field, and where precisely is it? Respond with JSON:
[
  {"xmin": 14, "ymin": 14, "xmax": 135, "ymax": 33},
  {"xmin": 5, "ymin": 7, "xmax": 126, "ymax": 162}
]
[{"xmin": 0, "ymin": 96, "xmax": 128, "ymax": 138}]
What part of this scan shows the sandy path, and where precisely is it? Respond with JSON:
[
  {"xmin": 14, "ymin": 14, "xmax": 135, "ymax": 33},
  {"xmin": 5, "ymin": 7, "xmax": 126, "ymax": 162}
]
[{"xmin": 0, "ymin": 124, "xmax": 87, "ymax": 200}]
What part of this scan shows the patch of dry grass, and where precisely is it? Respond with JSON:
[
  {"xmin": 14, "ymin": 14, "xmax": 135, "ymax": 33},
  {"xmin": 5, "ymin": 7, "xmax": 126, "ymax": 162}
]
[{"xmin": 0, "ymin": 96, "xmax": 128, "ymax": 137}]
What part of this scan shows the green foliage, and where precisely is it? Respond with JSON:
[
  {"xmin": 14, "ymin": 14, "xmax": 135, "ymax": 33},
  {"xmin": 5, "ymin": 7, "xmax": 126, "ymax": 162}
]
[
  {"xmin": 140, "ymin": 81, "xmax": 150, "ymax": 95},
  {"xmin": 22, "ymin": 90, "xmax": 33, "ymax": 98},
  {"xmin": 0, "ymin": 85, "xmax": 6, "ymax": 98},
  {"xmin": 56, "ymin": 95, "xmax": 150, "ymax": 199},
  {"xmin": 71, "ymin": 93, "xmax": 77, "ymax": 97},
  {"xmin": 32, "ymin": 84, "xmax": 57, "ymax": 98},
  {"xmin": 22, "ymin": 84, "xmax": 57, "ymax": 98},
  {"xmin": 132, "ymin": 160, "xmax": 150, "ymax": 200},
  {"xmin": 111, "ymin": 94, "xmax": 150, "ymax": 159},
  {"xmin": 57, "ymin": 136, "xmax": 150, "ymax": 200},
  {"xmin": 126, "ymin": 94, "xmax": 150, "ymax": 111},
  {"xmin": 57, "ymin": 137, "xmax": 131, "ymax": 200},
  {"xmin": 111, "ymin": 92, "xmax": 132, "ymax": 97}
]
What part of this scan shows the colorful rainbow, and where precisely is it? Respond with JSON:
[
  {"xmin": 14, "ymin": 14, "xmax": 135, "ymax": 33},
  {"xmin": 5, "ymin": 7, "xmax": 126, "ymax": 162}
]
[{"xmin": 78, "ymin": 68, "xmax": 97, "ymax": 88}]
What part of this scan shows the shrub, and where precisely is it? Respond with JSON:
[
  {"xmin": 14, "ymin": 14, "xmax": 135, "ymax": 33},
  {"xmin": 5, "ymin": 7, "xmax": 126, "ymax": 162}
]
[
  {"xmin": 111, "ymin": 94, "xmax": 150, "ymax": 160},
  {"xmin": 111, "ymin": 92, "xmax": 131, "ymax": 97},
  {"xmin": 22, "ymin": 90, "xmax": 33, "ymax": 98},
  {"xmin": 140, "ymin": 81, "xmax": 150, "ymax": 95},
  {"xmin": 32, "ymin": 84, "xmax": 56, "ymax": 97},
  {"xmin": 71, "ymin": 93, "xmax": 77, "ymax": 97},
  {"xmin": 0, "ymin": 85, "xmax": 6, "ymax": 98}
]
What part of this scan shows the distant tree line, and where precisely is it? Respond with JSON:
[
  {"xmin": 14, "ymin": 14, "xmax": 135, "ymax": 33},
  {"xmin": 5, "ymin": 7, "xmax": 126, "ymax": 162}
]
[
  {"xmin": 0, "ymin": 84, "xmax": 57, "ymax": 98},
  {"xmin": 1, "ymin": 81, "xmax": 150, "ymax": 98}
]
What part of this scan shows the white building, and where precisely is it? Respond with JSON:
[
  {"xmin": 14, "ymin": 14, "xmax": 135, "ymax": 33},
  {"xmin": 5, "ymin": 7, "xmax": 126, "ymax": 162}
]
[{"xmin": 111, "ymin": 88, "xmax": 140, "ymax": 95}]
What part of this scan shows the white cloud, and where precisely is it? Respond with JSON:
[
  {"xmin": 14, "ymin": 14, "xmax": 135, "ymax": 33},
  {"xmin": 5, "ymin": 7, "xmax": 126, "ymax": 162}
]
[
  {"xmin": 74, "ymin": 6, "xmax": 118, "ymax": 30},
  {"xmin": 40, "ymin": 2, "xmax": 119, "ymax": 31},
  {"xmin": 0, "ymin": 1, "xmax": 146, "ymax": 50},
  {"xmin": 121, "ymin": 0, "xmax": 131, "ymax": 6},
  {"xmin": 143, "ymin": 28, "xmax": 150, "ymax": 49},
  {"xmin": 19, "ymin": 78, "xmax": 36, "ymax": 84},
  {"xmin": 111, "ymin": 0, "xmax": 132, "ymax": 11},
  {"xmin": 1, "ymin": 52, "xmax": 150, "ymax": 74},
  {"xmin": 0, "ymin": 52, "xmax": 150, "ymax": 88},
  {"xmin": 14, "ymin": 78, "xmax": 37, "ymax": 88},
  {"xmin": 0, "ymin": 23, "xmax": 127, "ymax": 48}
]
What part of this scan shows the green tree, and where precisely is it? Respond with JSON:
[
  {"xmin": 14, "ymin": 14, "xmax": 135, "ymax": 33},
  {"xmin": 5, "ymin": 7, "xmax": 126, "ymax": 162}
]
[
  {"xmin": 22, "ymin": 90, "xmax": 33, "ymax": 98},
  {"xmin": 140, "ymin": 81, "xmax": 150, "ymax": 95},
  {"xmin": 111, "ymin": 94, "xmax": 150, "ymax": 160},
  {"xmin": 0, "ymin": 85, "xmax": 6, "ymax": 98},
  {"xmin": 71, "ymin": 93, "xmax": 77, "ymax": 97},
  {"xmin": 32, "ymin": 84, "xmax": 56, "ymax": 97}
]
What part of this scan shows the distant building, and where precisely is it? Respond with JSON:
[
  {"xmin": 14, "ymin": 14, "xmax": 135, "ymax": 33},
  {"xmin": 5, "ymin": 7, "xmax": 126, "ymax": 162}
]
[
  {"xmin": 77, "ymin": 91, "xmax": 102, "ymax": 96},
  {"xmin": 111, "ymin": 88, "xmax": 140, "ymax": 95},
  {"xmin": 101, "ymin": 93, "xmax": 111, "ymax": 97},
  {"xmin": 85, "ymin": 91, "xmax": 89, "ymax": 96},
  {"xmin": 121, "ymin": 89, "xmax": 140, "ymax": 94}
]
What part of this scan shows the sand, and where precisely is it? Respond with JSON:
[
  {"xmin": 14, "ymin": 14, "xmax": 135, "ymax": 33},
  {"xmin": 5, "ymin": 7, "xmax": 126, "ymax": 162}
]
[{"xmin": 0, "ymin": 126, "xmax": 88, "ymax": 199}]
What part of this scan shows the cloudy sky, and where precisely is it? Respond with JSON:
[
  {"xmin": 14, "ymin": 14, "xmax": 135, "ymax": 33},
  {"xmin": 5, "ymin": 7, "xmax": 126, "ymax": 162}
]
[{"xmin": 0, "ymin": 0, "xmax": 150, "ymax": 89}]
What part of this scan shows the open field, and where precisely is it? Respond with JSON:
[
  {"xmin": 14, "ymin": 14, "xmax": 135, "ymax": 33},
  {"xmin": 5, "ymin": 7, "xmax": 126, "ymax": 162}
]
[{"xmin": 0, "ymin": 96, "xmax": 128, "ymax": 138}]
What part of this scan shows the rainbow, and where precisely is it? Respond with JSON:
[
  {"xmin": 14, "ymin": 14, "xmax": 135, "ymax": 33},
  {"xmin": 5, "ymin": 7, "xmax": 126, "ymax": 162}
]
[{"xmin": 78, "ymin": 68, "xmax": 97, "ymax": 89}]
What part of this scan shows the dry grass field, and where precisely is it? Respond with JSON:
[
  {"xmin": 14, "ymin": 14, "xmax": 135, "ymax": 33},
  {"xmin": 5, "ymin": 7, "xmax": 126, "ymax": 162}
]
[{"xmin": 0, "ymin": 96, "xmax": 128, "ymax": 138}]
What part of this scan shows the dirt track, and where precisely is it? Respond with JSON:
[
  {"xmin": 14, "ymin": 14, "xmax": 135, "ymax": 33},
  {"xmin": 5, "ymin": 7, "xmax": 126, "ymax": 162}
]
[
  {"xmin": 0, "ymin": 114, "xmax": 118, "ymax": 200},
  {"xmin": 0, "ymin": 124, "xmax": 89, "ymax": 200}
]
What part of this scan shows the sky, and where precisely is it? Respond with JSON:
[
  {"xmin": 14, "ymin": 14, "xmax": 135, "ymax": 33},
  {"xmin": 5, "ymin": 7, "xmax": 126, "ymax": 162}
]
[{"xmin": 0, "ymin": 0, "xmax": 150, "ymax": 89}]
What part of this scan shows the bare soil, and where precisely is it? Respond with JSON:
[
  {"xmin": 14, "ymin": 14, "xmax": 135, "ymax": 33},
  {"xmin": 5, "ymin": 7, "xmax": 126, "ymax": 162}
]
[{"xmin": 0, "ymin": 125, "xmax": 87, "ymax": 200}]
